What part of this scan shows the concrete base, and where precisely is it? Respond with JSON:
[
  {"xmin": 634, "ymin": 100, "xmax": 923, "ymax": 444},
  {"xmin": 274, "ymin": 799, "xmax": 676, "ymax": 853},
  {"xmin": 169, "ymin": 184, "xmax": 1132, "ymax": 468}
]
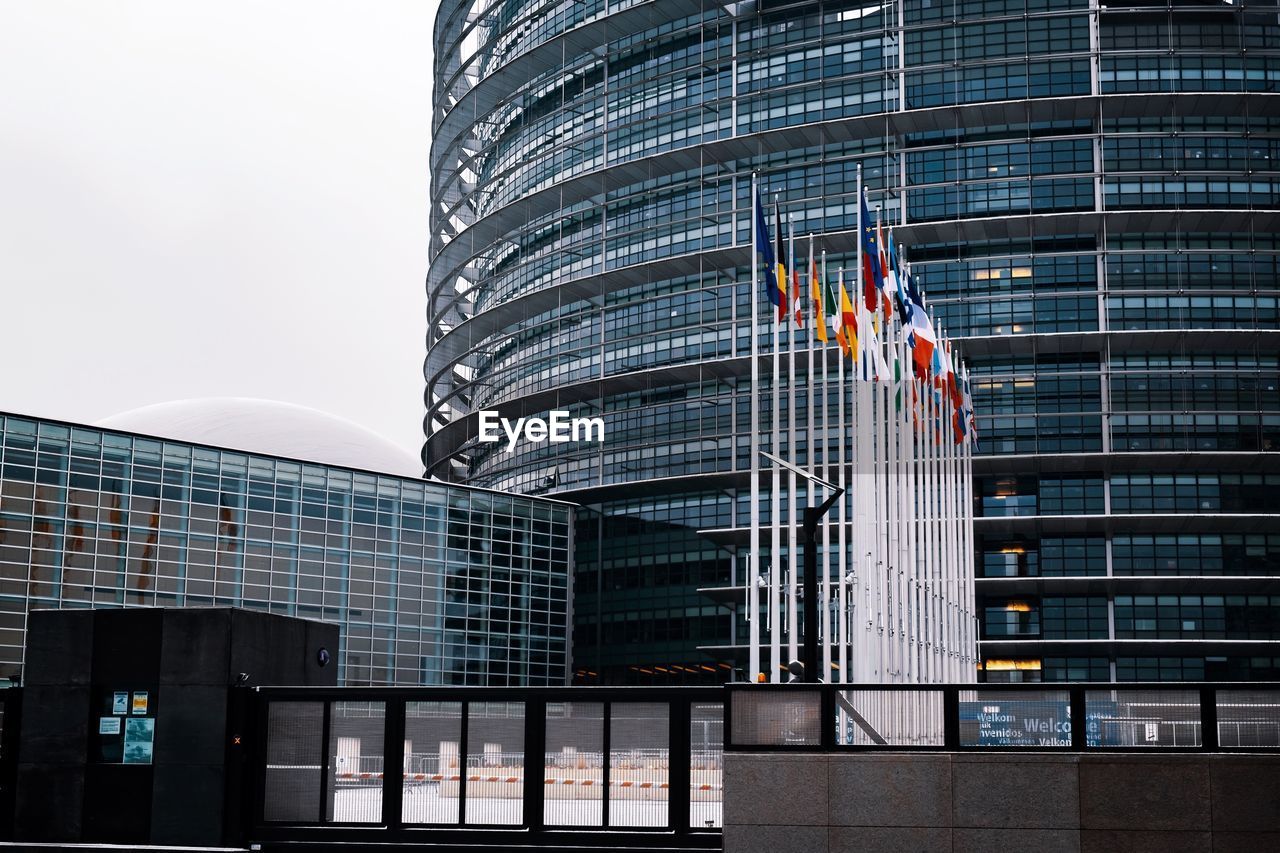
[{"xmin": 724, "ymin": 752, "xmax": 1280, "ymax": 853}]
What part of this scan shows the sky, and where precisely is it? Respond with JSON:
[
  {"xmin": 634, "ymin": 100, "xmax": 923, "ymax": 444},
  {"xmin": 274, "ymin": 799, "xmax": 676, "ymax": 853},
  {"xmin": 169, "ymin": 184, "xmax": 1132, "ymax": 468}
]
[{"xmin": 0, "ymin": 2, "xmax": 435, "ymax": 460}]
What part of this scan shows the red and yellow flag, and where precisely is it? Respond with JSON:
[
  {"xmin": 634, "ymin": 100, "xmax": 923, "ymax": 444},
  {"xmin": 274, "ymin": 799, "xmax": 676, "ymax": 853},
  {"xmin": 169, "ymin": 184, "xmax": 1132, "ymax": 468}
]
[{"xmin": 811, "ymin": 247, "xmax": 826, "ymax": 343}]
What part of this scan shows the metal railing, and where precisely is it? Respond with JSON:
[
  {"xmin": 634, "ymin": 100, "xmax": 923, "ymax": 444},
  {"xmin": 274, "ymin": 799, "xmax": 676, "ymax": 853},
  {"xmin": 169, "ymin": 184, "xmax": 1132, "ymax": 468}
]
[
  {"xmin": 725, "ymin": 682, "xmax": 1280, "ymax": 752},
  {"xmin": 245, "ymin": 686, "xmax": 723, "ymax": 849}
]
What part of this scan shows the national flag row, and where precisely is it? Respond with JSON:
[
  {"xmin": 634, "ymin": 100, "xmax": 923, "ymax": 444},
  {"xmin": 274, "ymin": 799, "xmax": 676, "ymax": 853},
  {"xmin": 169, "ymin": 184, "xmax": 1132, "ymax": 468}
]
[{"xmin": 752, "ymin": 183, "xmax": 978, "ymax": 447}]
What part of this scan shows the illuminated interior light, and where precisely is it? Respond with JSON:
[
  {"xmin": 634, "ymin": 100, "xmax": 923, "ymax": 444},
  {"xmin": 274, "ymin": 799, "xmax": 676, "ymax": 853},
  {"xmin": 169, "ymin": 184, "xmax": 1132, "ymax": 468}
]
[{"xmin": 985, "ymin": 659, "xmax": 1042, "ymax": 671}]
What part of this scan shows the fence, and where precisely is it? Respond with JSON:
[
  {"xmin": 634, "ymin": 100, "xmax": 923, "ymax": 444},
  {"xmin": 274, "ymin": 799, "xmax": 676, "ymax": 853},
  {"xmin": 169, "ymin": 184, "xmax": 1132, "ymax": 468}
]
[
  {"xmin": 246, "ymin": 686, "xmax": 723, "ymax": 849},
  {"xmin": 726, "ymin": 682, "xmax": 1280, "ymax": 752}
]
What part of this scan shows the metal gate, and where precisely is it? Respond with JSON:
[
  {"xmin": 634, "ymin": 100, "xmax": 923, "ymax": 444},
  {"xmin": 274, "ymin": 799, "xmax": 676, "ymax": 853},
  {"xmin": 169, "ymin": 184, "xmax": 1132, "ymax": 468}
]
[{"xmin": 241, "ymin": 685, "xmax": 723, "ymax": 850}]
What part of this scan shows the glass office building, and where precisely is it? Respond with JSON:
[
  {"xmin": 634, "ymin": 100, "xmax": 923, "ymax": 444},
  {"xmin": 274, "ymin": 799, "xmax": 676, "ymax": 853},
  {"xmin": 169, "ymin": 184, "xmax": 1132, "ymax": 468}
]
[
  {"xmin": 424, "ymin": 0, "xmax": 1280, "ymax": 682},
  {"xmin": 0, "ymin": 413, "xmax": 572, "ymax": 686}
]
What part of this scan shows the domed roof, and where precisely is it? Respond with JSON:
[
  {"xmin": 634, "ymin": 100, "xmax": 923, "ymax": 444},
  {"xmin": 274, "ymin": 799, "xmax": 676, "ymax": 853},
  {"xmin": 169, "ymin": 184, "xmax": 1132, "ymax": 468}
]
[{"xmin": 97, "ymin": 398, "xmax": 422, "ymax": 478}]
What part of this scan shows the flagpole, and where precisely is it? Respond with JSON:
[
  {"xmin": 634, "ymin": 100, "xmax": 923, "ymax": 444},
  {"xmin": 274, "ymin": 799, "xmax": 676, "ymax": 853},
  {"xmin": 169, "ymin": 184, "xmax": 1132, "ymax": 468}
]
[
  {"xmin": 962, "ymin": 356, "xmax": 972, "ymax": 676},
  {"xmin": 748, "ymin": 175, "xmax": 761, "ymax": 683},
  {"xmin": 810, "ymin": 239, "xmax": 830, "ymax": 683},
  {"xmin": 786, "ymin": 216, "xmax": 799, "ymax": 670},
  {"xmin": 835, "ymin": 268, "xmax": 848, "ymax": 686},
  {"xmin": 770, "ymin": 199, "xmax": 782, "ymax": 683},
  {"xmin": 852, "ymin": 163, "xmax": 864, "ymax": 682}
]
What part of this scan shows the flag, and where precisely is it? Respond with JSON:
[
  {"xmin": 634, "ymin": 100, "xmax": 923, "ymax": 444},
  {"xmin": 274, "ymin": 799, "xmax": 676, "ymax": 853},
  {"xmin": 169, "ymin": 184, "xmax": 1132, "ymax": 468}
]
[
  {"xmin": 904, "ymin": 296, "xmax": 936, "ymax": 379},
  {"xmin": 838, "ymin": 275, "xmax": 858, "ymax": 360},
  {"xmin": 893, "ymin": 337, "xmax": 903, "ymax": 412},
  {"xmin": 860, "ymin": 188, "xmax": 884, "ymax": 311},
  {"xmin": 943, "ymin": 340, "xmax": 963, "ymax": 408},
  {"xmin": 883, "ymin": 228, "xmax": 902, "ymax": 319},
  {"xmin": 754, "ymin": 189, "xmax": 777, "ymax": 313},
  {"xmin": 824, "ymin": 263, "xmax": 840, "ymax": 343},
  {"xmin": 788, "ymin": 217, "xmax": 801, "ymax": 328},
  {"xmin": 773, "ymin": 202, "xmax": 787, "ymax": 322},
  {"xmin": 811, "ymin": 241, "xmax": 826, "ymax": 343},
  {"xmin": 960, "ymin": 361, "xmax": 979, "ymax": 449}
]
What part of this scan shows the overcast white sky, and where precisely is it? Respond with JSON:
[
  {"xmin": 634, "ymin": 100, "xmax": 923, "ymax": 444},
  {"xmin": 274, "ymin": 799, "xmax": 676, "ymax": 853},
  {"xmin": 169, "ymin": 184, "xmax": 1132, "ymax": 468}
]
[{"xmin": 0, "ymin": 2, "xmax": 435, "ymax": 459}]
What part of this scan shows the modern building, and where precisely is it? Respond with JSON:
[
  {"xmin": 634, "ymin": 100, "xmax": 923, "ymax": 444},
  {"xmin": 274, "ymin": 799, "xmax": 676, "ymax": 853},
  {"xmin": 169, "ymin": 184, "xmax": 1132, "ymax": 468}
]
[
  {"xmin": 424, "ymin": 0, "xmax": 1279, "ymax": 683},
  {"xmin": 0, "ymin": 404, "xmax": 573, "ymax": 686}
]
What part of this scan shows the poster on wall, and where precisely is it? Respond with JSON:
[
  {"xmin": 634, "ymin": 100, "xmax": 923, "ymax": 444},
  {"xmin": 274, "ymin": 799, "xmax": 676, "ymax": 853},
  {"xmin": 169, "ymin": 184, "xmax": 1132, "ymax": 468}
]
[
  {"xmin": 131, "ymin": 691, "xmax": 149, "ymax": 715},
  {"xmin": 98, "ymin": 717, "xmax": 121, "ymax": 735},
  {"xmin": 112, "ymin": 692, "xmax": 128, "ymax": 715},
  {"xmin": 123, "ymin": 717, "xmax": 155, "ymax": 764}
]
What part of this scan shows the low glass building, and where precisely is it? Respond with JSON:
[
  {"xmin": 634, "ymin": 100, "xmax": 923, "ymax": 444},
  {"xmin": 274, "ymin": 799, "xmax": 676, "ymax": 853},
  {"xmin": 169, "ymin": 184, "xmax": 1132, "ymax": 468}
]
[{"xmin": 0, "ymin": 411, "xmax": 573, "ymax": 686}]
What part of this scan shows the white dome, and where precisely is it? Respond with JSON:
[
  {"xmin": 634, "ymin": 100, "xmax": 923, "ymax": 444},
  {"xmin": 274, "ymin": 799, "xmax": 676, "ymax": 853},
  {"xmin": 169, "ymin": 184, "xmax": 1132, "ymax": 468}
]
[{"xmin": 96, "ymin": 398, "xmax": 422, "ymax": 478}]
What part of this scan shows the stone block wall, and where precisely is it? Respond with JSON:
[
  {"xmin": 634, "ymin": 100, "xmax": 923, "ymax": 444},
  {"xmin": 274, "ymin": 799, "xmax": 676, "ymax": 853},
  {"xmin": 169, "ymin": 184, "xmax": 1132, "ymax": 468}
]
[{"xmin": 724, "ymin": 752, "xmax": 1280, "ymax": 853}]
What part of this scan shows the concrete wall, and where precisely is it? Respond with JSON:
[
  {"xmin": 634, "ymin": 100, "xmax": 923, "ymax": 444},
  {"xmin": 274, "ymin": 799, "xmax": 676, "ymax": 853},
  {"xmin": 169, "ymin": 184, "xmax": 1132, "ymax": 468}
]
[{"xmin": 724, "ymin": 752, "xmax": 1280, "ymax": 853}]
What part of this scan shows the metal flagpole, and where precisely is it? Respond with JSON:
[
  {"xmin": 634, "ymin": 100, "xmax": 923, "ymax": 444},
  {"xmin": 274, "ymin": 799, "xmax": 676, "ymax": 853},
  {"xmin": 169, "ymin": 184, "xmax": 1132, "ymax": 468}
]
[
  {"xmin": 748, "ymin": 175, "xmax": 761, "ymax": 683},
  {"xmin": 809, "ymin": 239, "xmax": 830, "ymax": 683},
  {"xmin": 770, "ymin": 199, "xmax": 782, "ymax": 683},
  {"xmin": 852, "ymin": 164, "xmax": 863, "ymax": 682},
  {"xmin": 963, "ymin": 361, "xmax": 977, "ymax": 681},
  {"xmin": 835, "ymin": 267, "xmax": 848, "ymax": 685},
  {"xmin": 786, "ymin": 216, "xmax": 799, "ymax": 669}
]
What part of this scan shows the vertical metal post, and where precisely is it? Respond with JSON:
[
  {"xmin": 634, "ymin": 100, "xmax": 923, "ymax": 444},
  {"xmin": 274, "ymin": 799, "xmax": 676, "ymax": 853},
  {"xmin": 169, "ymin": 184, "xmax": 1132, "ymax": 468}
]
[
  {"xmin": 943, "ymin": 687, "xmax": 960, "ymax": 749},
  {"xmin": 601, "ymin": 701, "xmax": 612, "ymax": 828},
  {"xmin": 457, "ymin": 701, "xmax": 469, "ymax": 826},
  {"xmin": 1201, "ymin": 687, "xmax": 1218, "ymax": 751},
  {"xmin": 524, "ymin": 698, "xmax": 547, "ymax": 833},
  {"xmin": 668, "ymin": 697, "xmax": 692, "ymax": 834},
  {"xmin": 382, "ymin": 698, "xmax": 406, "ymax": 829},
  {"xmin": 803, "ymin": 507, "xmax": 820, "ymax": 683},
  {"xmin": 1070, "ymin": 686, "xmax": 1088, "ymax": 750},
  {"xmin": 319, "ymin": 700, "xmax": 332, "ymax": 822},
  {"xmin": 820, "ymin": 685, "xmax": 837, "ymax": 749}
]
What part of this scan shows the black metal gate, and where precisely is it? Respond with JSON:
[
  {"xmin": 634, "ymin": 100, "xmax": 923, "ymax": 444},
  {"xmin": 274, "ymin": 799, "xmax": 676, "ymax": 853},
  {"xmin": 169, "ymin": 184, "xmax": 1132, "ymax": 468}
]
[{"xmin": 240, "ymin": 686, "xmax": 723, "ymax": 850}]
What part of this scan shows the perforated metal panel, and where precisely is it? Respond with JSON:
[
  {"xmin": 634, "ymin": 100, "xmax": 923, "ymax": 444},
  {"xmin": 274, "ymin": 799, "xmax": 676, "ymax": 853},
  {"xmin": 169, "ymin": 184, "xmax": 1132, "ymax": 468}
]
[
  {"xmin": 327, "ymin": 701, "xmax": 385, "ymax": 823},
  {"xmin": 690, "ymin": 702, "xmax": 723, "ymax": 829},
  {"xmin": 839, "ymin": 690, "xmax": 945, "ymax": 746},
  {"xmin": 464, "ymin": 701, "xmax": 525, "ymax": 825},
  {"xmin": 1087, "ymin": 689, "xmax": 1202, "ymax": 748},
  {"xmin": 958, "ymin": 689, "xmax": 1072, "ymax": 747},
  {"xmin": 1217, "ymin": 690, "xmax": 1280, "ymax": 748},
  {"xmin": 263, "ymin": 701, "xmax": 324, "ymax": 822},
  {"xmin": 609, "ymin": 702, "xmax": 669, "ymax": 828},
  {"xmin": 731, "ymin": 690, "xmax": 822, "ymax": 746},
  {"xmin": 543, "ymin": 701, "xmax": 604, "ymax": 827},
  {"xmin": 402, "ymin": 701, "xmax": 463, "ymax": 824}
]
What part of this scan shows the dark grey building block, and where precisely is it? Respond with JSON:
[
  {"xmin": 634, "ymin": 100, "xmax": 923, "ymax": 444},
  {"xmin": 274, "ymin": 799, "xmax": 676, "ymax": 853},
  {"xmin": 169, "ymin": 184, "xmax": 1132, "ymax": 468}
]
[
  {"xmin": 151, "ymin": 684, "xmax": 227, "ymax": 766},
  {"xmin": 90, "ymin": 608, "xmax": 162, "ymax": 684},
  {"xmin": 827, "ymin": 753, "xmax": 951, "ymax": 828},
  {"xmin": 305, "ymin": 619, "xmax": 338, "ymax": 685},
  {"xmin": 1208, "ymin": 756, "xmax": 1280, "ymax": 832},
  {"xmin": 724, "ymin": 754, "xmax": 828, "ymax": 828},
  {"xmin": 16, "ymin": 685, "xmax": 89, "ymax": 765},
  {"xmin": 1211, "ymin": 831, "xmax": 1280, "ymax": 853},
  {"xmin": 1080, "ymin": 829, "xmax": 1210, "ymax": 853},
  {"xmin": 159, "ymin": 608, "xmax": 230, "ymax": 686},
  {"xmin": 13, "ymin": 763, "xmax": 83, "ymax": 842},
  {"xmin": 829, "ymin": 825, "xmax": 954, "ymax": 853},
  {"xmin": 13, "ymin": 606, "xmax": 336, "ymax": 846},
  {"xmin": 952, "ymin": 754, "xmax": 1081, "ymax": 830},
  {"xmin": 151, "ymin": 762, "xmax": 224, "ymax": 846},
  {"xmin": 724, "ymin": 823, "xmax": 828, "ymax": 853},
  {"xmin": 954, "ymin": 828, "xmax": 1081, "ymax": 853},
  {"xmin": 23, "ymin": 609, "xmax": 93, "ymax": 687},
  {"xmin": 1079, "ymin": 757, "xmax": 1211, "ymax": 831}
]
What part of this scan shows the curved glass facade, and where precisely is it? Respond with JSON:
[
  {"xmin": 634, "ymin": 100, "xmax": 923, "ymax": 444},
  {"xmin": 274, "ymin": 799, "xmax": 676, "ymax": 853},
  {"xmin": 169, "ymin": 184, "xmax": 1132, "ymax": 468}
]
[{"xmin": 426, "ymin": 0, "xmax": 1280, "ymax": 683}]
